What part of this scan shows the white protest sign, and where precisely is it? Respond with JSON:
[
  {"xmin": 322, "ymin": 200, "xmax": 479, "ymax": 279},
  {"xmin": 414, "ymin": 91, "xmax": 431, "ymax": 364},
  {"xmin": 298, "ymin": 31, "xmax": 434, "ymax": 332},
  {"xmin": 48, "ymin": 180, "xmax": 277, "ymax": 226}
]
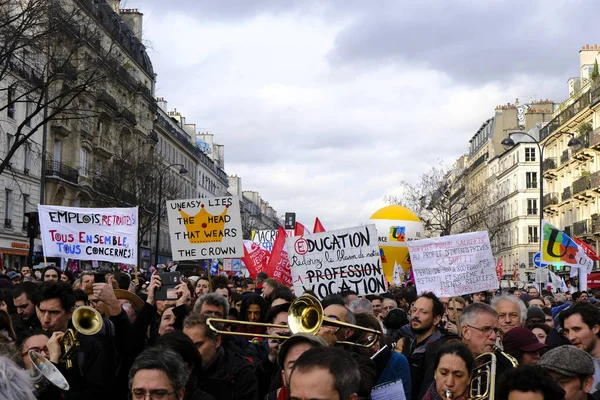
[
  {"xmin": 38, "ymin": 205, "xmax": 138, "ymax": 264},
  {"xmin": 286, "ymin": 225, "xmax": 385, "ymax": 299},
  {"xmin": 166, "ymin": 196, "xmax": 243, "ymax": 261},
  {"xmin": 408, "ymin": 231, "xmax": 498, "ymax": 297},
  {"xmin": 252, "ymin": 229, "xmax": 294, "ymax": 252}
]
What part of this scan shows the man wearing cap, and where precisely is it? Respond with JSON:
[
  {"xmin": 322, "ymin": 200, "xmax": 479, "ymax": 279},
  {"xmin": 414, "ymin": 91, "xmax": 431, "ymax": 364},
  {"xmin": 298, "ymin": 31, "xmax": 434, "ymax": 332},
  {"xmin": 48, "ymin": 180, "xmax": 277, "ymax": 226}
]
[
  {"xmin": 560, "ymin": 302, "xmax": 600, "ymax": 394},
  {"xmin": 267, "ymin": 333, "xmax": 328, "ymax": 400},
  {"xmin": 539, "ymin": 345, "xmax": 598, "ymax": 400},
  {"xmin": 502, "ymin": 327, "xmax": 547, "ymax": 365},
  {"xmin": 525, "ymin": 306, "xmax": 547, "ymax": 330}
]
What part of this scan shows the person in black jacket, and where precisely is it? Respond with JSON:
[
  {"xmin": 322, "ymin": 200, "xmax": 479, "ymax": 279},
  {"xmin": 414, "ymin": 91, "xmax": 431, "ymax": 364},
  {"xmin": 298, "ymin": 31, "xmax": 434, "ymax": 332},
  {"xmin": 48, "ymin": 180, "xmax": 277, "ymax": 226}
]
[
  {"xmin": 11, "ymin": 282, "xmax": 41, "ymax": 340},
  {"xmin": 183, "ymin": 312, "xmax": 259, "ymax": 400},
  {"xmin": 245, "ymin": 303, "xmax": 291, "ymax": 398}
]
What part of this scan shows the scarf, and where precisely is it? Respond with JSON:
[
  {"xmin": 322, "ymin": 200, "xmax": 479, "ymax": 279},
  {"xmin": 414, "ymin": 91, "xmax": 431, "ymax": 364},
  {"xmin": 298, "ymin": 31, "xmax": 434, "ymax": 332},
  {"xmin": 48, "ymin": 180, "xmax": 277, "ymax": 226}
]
[{"xmin": 421, "ymin": 381, "xmax": 469, "ymax": 400}]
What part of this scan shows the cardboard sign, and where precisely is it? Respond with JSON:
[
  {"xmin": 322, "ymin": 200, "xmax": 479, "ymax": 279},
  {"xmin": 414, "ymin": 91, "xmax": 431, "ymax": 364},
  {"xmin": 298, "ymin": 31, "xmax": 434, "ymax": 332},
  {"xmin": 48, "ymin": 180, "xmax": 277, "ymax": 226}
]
[
  {"xmin": 408, "ymin": 231, "xmax": 498, "ymax": 297},
  {"xmin": 286, "ymin": 225, "xmax": 385, "ymax": 299},
  {"xmin": 38, "ymin": 205, "xmax": 138, "ymax": 264},
  {"xmin": 166, "ymin": 196, "xmax": 243, "ymax": 261}
]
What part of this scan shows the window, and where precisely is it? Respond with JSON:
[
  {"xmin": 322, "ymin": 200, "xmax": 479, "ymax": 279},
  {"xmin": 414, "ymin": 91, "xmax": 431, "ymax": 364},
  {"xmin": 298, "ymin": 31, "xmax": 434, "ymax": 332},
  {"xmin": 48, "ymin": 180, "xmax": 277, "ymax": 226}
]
[
  {"xmin": 528, "ymin": 226, "xmax": 539, "ymax": 243},
  {"xmin": 525, "ymin": 148, "xmax": 536, "ymax": 162},
  {"xmin": 526, "ymin": 172, "xmax": 537, "ymax": 189},
  {"xmin": 7, "ymin": 86, "xmax": 15, "ymax": 119},
  {"xmin": 96, "ymin": 120, "xmax": 103, "ymax": 136},
  {"xmin": 527, "ymin": 199, "xmax": 537, "ymax": 215},
  {"xmin": 25, "ymin": 99, "xmax": 33, "ymax": 127},
  {"xmin": 95, "ymin": 160, "xmax": 102, "ymax": 176},
  {"xmin": 80, "ymin": 148, "xmax": 88, "ymax": 176},
  {"xmin": 6, "ymin": 134, "xmax": 13, "ymax": 164},
  {"xmin": 4, "ymin": 189, "xmax": 13, "ymax": 228},
  {"xmin": 23, "ymin": 144, "xmax": 30, "ymax": 175},
  {"xmin": 528, "ymin": 252, "xmax": 536, "ymax": 268},
  {"xmin": 22, "ymin": 194, "xmax": 28, "ymax": 230}
]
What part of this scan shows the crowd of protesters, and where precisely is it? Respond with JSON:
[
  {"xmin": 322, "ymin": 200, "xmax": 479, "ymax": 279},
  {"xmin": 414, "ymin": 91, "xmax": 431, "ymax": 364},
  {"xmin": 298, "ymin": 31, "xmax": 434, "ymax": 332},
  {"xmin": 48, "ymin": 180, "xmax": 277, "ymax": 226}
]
[{"xmin": 0, "ymin": 262, "xmax": 599, "ymax": 400}]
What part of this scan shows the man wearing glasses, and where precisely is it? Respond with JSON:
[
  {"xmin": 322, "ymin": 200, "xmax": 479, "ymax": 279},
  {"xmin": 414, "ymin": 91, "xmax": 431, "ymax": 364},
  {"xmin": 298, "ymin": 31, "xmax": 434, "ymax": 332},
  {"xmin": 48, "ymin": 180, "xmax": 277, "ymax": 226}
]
[
  {"xmin": 460, "ymin": 302, "xmax": 499, "ymax": 358},
  {"xmin": 460, "ymin": 303, "xmax": 516, "ymax": 392},
  {"xmin": 129, "ymin": 347, "xmax": 188, "ymax": 400}
]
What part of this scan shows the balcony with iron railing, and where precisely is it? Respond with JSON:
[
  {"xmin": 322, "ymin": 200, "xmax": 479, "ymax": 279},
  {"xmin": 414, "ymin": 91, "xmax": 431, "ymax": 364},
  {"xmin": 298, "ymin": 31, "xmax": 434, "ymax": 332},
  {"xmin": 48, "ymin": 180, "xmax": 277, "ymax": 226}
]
[
  {"xmin": 564, "ymin": 225, "xmax": 573, "ymax": 237},
  {"xmin": 574, "ymin": 219, "xmax": 592, "ymax": 236},
  {"xmin": 540, "ymin": 84, "xmax": 598, "ymax": 142},
  {"xmin": 573, "ymin": 175, "xmax": 592, "ymax": 195},
  {"xmin": 542, "ymin": 157, "xmax": 557, "ymax": 173},
  {"xmin": 560, "ymin": 149, "xmax": 571, "ymax": 165},
  {"xmin": 543, "ymin": 192, "xmax": 559, "ymax": 206},
  {"xmin": 573, "ymin": 132, "xmax": 591, "ymax": 155},
  {"xmin": 562, "ymin": 186, "xmax": 572, "ymax": 202},
  {"xmin": 593, "ymin": 215, "xmax": 600, "ymax": 234},
  {"xmin": 45, "ymin": 160, "xmax": 79, "ymax": 185}
]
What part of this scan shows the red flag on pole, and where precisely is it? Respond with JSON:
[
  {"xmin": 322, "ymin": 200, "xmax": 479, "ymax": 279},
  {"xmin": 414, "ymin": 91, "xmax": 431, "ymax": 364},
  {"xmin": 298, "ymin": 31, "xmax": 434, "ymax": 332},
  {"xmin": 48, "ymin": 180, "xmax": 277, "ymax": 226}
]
[
  {"xmin": 295, "ymin": 222, "xmax": 311, "ymax": 236},
  {"xmin": 266, "ymin": 226, "xmax": 293, "ymax": 286},
  {"xmin": 241, "ymin": 240, "xmax": 269, "ymax": 279},
  {"xmin": 313, "ymin": 218, "xmax": 326, "ymax": 233},
  {"xmin": 573, "ymin": 237, "xmax": 600, "ymax": 261},
  {"xmin": 495, "ymin": 258, "xmax": 503, "ymax": 281}
]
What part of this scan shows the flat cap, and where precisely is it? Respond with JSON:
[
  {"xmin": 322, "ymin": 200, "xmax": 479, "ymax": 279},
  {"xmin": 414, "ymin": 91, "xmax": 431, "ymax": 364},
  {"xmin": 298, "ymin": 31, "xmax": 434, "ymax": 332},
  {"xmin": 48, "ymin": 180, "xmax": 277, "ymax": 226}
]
[{"xmin": 539, "ymin": 345, "xmax": 595, "ymax": 377}]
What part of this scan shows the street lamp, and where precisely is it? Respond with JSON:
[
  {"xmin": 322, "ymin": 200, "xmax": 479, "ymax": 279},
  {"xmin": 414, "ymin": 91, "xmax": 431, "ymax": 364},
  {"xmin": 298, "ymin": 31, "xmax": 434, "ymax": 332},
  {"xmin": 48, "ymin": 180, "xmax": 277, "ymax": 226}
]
[
  {"xmin": 154, "ymin": 163, "xmax": 188, "ymax": 266},
  {"xmin": 501, "ymin": 131, "xmax": 582, "ymax": 260}
]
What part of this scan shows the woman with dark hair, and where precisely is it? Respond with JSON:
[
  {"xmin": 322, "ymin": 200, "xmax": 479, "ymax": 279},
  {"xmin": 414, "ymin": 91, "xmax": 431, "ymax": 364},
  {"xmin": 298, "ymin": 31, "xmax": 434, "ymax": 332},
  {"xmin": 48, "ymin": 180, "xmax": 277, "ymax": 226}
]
[
  {"xmin": 351, "ymin": 313, "xmax": 412, "ymax": 399},
  {"xmin": 0, "ymin": 310, "xmax": 16, "ymax": 343},
  {"xmin": 238, "ymin": 294, "xmax": 267, "ymax": 335},
  {"xmin": 60, "ymin": 270, "xmax": 74, "ymax": 285},
  {"xmin": 422, "ymin": 342, "xmax": 473, "ymax": 400},
  {"xmin": 0, "ymin": 288, "xmax": 15, "ymax": 315}
]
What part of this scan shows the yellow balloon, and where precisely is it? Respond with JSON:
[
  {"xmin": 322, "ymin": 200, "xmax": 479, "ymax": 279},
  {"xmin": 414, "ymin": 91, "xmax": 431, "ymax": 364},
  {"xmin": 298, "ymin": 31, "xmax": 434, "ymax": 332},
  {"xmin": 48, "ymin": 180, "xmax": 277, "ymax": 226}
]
[{"xmin": 368, "ymin": 205, "xmax": 424, "ymax": 281}]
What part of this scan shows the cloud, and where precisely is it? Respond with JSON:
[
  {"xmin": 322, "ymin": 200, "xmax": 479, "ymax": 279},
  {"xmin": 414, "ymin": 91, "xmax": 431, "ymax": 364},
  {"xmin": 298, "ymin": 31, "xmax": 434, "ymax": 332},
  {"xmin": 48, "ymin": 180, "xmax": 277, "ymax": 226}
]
[
  {"xmin": 327, "ymin": 0, "xmax": 594, "ymax": 85},
  {"xmin": 128, "ymin": 1, "xmax": 587, "ymax": 229}
]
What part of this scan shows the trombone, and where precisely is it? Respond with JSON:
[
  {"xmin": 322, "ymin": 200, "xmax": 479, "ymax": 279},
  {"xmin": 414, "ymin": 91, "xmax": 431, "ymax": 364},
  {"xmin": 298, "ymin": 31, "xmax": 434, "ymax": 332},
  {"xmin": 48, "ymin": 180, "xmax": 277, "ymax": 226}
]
[
  {"xmin": 206, "ymin": 294, "xmax": 381, "ymax": 347},
  {"xmin": 29, "ymin": 306, "xmax": 103, "ymax": 393}
]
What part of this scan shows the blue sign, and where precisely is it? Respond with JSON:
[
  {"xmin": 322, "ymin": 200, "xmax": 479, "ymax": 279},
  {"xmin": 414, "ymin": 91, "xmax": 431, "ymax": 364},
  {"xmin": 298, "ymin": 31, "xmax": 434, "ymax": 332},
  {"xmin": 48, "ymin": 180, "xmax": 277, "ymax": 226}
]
[{"xmin": 533, "ymin": 252, "xmax": 548, "ymax": 268}]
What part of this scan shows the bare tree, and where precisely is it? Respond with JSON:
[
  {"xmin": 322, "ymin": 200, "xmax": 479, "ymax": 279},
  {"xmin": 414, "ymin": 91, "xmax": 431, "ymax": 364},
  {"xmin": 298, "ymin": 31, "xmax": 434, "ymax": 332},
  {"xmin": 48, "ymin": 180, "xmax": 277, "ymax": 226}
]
[
  {"xmin": 385, "ymin": 163, "xmax": 501, "ymax": 241},
  {"xmin": 92, "ymin": 139, "xmax": 184, "ymax": 249},
  {"xmin": 0, "ymin": 0, "xmax": 150, "ymax": 176}
]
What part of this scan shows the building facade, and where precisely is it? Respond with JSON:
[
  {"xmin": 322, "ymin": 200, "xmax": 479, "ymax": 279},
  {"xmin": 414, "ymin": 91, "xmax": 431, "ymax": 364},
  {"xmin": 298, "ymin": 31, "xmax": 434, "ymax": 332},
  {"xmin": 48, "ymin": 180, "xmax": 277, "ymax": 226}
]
[
  {"xmin": 540, "ymin": 44, "xmax": 600, "ymax": 278},
  {"xmin": 459, "ymin": 100, "xmax": 555, "ymax": 281},
  {"xmin": 0, "ymin": 68, "xmax": 43, "ymax": 269}
]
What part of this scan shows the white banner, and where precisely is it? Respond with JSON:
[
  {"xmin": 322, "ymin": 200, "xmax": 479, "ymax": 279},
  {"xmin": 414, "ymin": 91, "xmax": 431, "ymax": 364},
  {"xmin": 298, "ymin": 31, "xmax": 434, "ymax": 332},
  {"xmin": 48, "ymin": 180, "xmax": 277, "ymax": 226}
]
[
  {"xmin": 286, "ymin": 225, "xmax": 385, "ymax": 299},
  {"xmin": 408, "ymin": 231, "xmax": 498, "ymax": 297},
  {"xmin": 166, "ymin": 196, "xmax": 243, "ymax": 261},
  {"xmin": 38, "ymin": 205, "xmax": 138, "ymax": 264}
]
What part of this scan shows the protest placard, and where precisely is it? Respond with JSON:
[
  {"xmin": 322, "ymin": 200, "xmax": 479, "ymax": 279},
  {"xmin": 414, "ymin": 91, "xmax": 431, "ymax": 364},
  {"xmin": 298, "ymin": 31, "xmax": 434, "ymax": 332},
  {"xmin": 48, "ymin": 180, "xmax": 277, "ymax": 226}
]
[
  {"xmin": 408, "ymin": 231, "xmax": 498, "ymax": 297},
  {"xmin": 38, "ymin": 205, "xmax": 138, "ymax": 264},
  {"xmin": 252, "ymin": 229, "xmax": 294, "ymax": 252},
  {"xmin": 166, "ymin": 196, "xmax": 243, "ymax": 261},
  {"xmin": 286, "ymin": 225, "xmax": 385, "ymax": 299}
]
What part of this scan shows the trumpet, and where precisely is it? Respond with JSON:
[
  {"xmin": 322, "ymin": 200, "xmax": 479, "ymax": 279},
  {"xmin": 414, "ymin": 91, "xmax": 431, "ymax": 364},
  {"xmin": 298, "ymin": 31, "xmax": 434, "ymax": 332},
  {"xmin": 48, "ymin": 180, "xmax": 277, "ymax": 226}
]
[
  {"xmin": 29, "ymin": 306, "xmax": 103, "ymax": 392},
  {"xmin": 206, "ymin": 294, "xmax": 381, "ymax": 347},
  {"xmin": 469, "ymin": 346, "xmax": 518, "ymax": 400}
]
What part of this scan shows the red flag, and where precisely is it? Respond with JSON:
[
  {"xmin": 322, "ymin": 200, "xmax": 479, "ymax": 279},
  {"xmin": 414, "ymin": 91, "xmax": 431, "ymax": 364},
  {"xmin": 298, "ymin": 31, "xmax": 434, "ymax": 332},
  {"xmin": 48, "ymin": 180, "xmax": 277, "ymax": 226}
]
[
  {"xmin": 313, "ymin": 217, "xmax": 326, "ymax": 233},
  {"xmin": 495, "ymin": 258, "xmax": 503, "ymax": 281},
  {"xmin": 294, "ymin": 222, "xmax": 311, "ymax": 236},
  {"xmin": 241, "ymin": 240, "xmax": 269, "ymax": 279},
  {"xmin": 573, "ymin": 237, "xmax": 600, "ymax": 261},
  {"xmin": 512, "ymin": 264, "xmax": 518, "ymax": 281},
  {"xmin": 266, "ymin": 226, "xmax": 293, "ymax": 286}
]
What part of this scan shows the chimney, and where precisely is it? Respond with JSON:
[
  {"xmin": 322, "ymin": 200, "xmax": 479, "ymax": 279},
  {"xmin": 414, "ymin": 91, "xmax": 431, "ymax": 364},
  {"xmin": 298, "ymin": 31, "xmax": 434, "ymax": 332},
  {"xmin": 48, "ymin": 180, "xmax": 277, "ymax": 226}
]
[
  {"xmin": 120, "ymin": 9, "xmax": 143, "ymax": 41},
  {"xmin": 156, "ymin": 97, "xmax": 167, "ymax": 112}
]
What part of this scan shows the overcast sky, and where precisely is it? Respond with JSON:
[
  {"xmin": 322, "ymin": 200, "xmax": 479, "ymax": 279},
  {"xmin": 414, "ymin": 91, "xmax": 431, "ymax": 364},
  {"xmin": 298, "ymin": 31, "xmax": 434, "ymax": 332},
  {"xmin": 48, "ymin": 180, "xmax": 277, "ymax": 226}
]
[{"xmin": 127, "ymin": 0, "xmax": 593, "ymax": 229}]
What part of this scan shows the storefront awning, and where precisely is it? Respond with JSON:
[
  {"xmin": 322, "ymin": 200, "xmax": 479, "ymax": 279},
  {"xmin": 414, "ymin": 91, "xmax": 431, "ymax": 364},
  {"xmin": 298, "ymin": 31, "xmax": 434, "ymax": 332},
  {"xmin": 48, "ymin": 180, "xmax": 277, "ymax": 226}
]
[{"xmin": 1, "ymin": 249, "xmax": 29, "ymax": 256}]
